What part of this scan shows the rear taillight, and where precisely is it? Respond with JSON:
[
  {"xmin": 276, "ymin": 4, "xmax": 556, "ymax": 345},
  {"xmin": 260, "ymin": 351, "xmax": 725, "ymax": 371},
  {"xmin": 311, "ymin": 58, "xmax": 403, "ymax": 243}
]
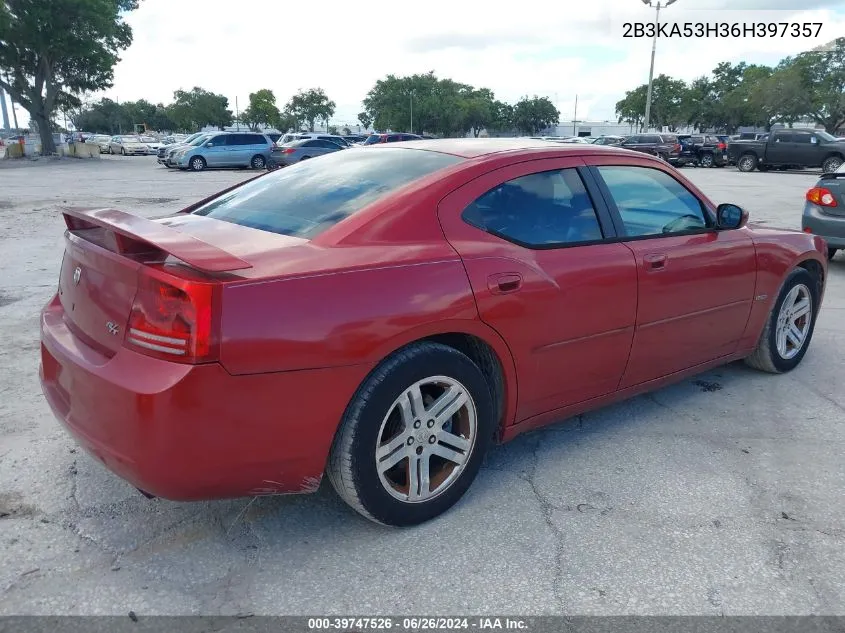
[
  {"xmin": 806, "ymin": 187, "xmax": 838, "ymax": 207},
  {"xmin": 282, "ymin": 148, "xmax": 295, "ymax": 154},
  {"xmin": 126, "ymin": 270, "xmax": 218, "ymax": 363}
]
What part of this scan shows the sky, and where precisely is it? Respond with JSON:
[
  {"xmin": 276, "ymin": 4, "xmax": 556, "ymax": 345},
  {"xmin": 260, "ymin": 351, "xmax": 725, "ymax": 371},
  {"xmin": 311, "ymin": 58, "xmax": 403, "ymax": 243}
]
[{"xmin": 5, "ymin": 0, "xmax": 845, "ymax": 130}]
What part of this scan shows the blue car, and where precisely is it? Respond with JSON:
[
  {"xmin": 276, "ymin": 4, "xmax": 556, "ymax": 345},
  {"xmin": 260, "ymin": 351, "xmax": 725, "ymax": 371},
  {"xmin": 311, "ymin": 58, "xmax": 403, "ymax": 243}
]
[{"xmin": 174, "ymin": 132, "xmax": 274, "ymax": 171}]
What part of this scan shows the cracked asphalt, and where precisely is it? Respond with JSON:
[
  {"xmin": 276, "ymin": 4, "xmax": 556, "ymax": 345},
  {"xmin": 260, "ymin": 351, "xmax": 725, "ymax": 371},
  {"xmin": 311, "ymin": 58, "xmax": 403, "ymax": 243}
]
[{"xmin": 0, "ymin": 156, "xmax": 843, "ymax": 615}]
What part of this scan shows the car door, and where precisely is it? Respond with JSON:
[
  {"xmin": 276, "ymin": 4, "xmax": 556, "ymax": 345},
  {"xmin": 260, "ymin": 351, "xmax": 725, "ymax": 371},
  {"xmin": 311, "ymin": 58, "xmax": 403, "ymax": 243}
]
[
  {"xmin": 584, "ymin": 157, "xmax": 756, "ymax": 387},
  {"xmin": 792, "ymin": 131, "xmax": 817, "ymax": 166},
  {"xmin": 437, "ymin": 157, "xmax": 638, "ymax": 423},
  {"xmin": 620, "ymin": 135, "xmax": 644, "ymax": 154},
  {"xmin": 766, "ymin": 131, "xmax": 794, "ymax": 164}
]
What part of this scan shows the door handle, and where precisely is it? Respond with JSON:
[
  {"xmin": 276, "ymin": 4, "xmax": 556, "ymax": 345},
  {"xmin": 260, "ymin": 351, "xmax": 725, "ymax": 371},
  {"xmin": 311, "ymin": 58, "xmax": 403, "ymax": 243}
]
[
  {"xmin": 488, "ymin": 273, "xmax": 523, "ymax": 294},
  {"xmin": 644, "ymin": 253, "xmax": 667, "ymax": 270}
]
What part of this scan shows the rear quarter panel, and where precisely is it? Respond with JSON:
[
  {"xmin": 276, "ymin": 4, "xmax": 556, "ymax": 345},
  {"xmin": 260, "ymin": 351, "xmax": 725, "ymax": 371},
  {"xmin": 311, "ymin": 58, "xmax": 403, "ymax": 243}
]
[{"xmin": 738, "ymin": 227, "xmax": 828, "ymax": 350}]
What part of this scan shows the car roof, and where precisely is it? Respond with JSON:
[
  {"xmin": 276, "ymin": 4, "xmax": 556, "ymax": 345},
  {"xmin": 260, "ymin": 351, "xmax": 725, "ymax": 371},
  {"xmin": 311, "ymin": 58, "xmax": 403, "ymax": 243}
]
[{"xmin": 378, "ymin": 137, "xmax": 645, "ymax": 159}]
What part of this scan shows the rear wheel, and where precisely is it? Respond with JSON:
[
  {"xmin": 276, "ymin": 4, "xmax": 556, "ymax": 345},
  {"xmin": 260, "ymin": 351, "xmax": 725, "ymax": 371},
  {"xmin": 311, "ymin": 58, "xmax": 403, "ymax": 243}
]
[
  {"xmin": 737, "ymin": 153, "xmax": 757, "ymax": 172},
  {"xmin": 829, "ymin": 248, "xmax": 839, "ymax": 261},
  {"xmin": 327, "ymin": 342, "xmax": 494, "ymax": 526},
  {"xmin": 189, "ymin": 156, "xmax": 206, "ymax": 172},
  {"xmin": 250, "ymin": 154, "xmax": 266, "ymax": 169},
  {"xmin": 822, "ymin": 156, "xmax": 843, "ymax": 173},
  {"xmin": 699, "ymin": 153, "xmax": 714, "ymax": 168},
  {"xmin": 744, "ymin": 268, "xmax": 818, "ymax": 374},
  {"xmin": 121, "ymin": 148, "xmax": 126, "ymax": 156}
]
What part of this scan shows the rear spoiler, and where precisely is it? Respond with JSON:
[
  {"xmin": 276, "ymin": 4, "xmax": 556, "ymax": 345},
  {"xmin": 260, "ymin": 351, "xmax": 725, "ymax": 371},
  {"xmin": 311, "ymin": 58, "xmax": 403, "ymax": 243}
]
[{"xmin": 61, "ymin": 207, "xmax": 253, "ymax": 273}]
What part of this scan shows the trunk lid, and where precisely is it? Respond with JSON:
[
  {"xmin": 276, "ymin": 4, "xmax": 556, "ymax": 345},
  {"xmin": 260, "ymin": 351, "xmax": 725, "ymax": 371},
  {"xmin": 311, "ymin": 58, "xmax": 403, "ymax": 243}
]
[
  {"xmin": 58, "ymin": 207, "xmax": 274, "ymax": 357},
  {"xmin": 817, "ymin": 174, "xmax": 845, "ymax": 217}
]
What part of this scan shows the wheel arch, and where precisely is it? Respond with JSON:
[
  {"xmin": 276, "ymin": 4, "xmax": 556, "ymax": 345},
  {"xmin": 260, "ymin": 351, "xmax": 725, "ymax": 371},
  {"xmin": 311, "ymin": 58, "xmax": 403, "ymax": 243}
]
[{"xmin": 361, "ymin": 322, "xmax": 519, "ymax": 439}]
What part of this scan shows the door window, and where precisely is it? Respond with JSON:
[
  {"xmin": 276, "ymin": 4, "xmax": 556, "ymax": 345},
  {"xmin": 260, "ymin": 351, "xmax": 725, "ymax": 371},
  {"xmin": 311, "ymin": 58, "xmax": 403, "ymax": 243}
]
[
  {"xmin": 793, "ymin": 133, "xmax": 812, "ymax": 144},
  {"xmin": 462, "ymin": 168, "xmax": 604, "ymax": 247},
  {"xmin": 773, "ymin": 132, "xmax": 793, "ymax": 143},
  {"xmin": 596, "ymin": 166, "xmax": 710, "ymax": 237}
]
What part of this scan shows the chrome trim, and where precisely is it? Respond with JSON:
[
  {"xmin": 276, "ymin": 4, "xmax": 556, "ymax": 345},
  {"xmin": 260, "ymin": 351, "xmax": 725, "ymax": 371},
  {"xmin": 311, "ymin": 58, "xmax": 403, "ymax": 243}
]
[{"xmin": 128, "ymin": 328, "xmax": 187, "ymax": 346}]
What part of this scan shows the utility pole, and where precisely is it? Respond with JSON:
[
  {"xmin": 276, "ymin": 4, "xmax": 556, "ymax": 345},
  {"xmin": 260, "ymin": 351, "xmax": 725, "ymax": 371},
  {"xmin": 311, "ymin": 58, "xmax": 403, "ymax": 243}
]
[
  {"xmin": 0, "ymin": 87, "xmax": 9, "ymax": 131},
  {"xmin": 235, "ymin": 96, "xmax": 240, "ymax": 131},
  {"xmin": 410, "ymin": 92, "xmax": 414, "ymax": 134},
  {"xmin": 641, "ymin": 0, "xmax": 677, "ymax": 133},
  {"xmin": 573, "ymin": 94, "xmax": 578, "ymax": 136}
]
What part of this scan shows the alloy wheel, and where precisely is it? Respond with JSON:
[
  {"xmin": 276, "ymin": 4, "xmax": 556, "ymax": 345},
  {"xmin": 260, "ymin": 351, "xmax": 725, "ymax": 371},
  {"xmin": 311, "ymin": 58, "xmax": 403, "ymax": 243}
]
[
  {"xmin": 374, "ymin": 376, "xmax": 477, "ymax": 503},
  {"xmin": 775, "ymin": 284, "xmax": 812, "ymax": 360}
]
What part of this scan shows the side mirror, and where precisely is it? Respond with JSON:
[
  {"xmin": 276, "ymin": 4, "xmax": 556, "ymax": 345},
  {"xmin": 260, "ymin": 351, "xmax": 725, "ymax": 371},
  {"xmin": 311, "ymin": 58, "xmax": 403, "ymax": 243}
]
[
  {"xmin": 205, "ymin": 142, "xmax": 214, "ymax": 147},
  {"xmin": 716, "ymin": 203, "xmax": 748, "ymax": 230}
]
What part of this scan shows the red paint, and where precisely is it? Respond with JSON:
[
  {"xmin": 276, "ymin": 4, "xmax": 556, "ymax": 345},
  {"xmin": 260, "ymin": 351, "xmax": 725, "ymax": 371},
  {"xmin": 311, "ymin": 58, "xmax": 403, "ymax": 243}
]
[{"xmin": 39, "ymin": 141, "xmax": 828, "ymax": 500}]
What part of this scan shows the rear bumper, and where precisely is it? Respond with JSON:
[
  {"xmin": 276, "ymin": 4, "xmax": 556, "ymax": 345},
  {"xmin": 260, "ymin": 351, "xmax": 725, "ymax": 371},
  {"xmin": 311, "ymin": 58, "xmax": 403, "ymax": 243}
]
[
  {"xmin": 39, "ymin": 295, "xmax": 370, "ymax": 500},
  {"xmin": 803, "ymin": 203, "xmax": 845, "ymax": 248}
]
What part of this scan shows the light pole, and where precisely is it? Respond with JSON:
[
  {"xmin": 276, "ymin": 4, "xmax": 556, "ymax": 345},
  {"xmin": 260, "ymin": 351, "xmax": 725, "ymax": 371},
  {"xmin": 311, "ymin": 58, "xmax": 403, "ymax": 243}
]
[{"xmin": 641, "ymin": 0, "xmax": 677, "ymax": 132}]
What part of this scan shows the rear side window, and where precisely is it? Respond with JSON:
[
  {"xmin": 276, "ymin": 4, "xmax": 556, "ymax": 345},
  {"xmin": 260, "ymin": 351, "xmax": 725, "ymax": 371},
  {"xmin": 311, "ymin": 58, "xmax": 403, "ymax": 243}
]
[
  {"xmin": 462, "ymin": 168, "xmax": 604, "ymax": 248},
  {"xmin": 192, "ymin": 148, "xmax": 463, "ymax": 239},
  {"xmin": 596, "ymin": 166, "xmax": 709, "ymax": 237},
  {"xmin": 246, "ymin": 134, "xmax": 266, "ymax": 144}
]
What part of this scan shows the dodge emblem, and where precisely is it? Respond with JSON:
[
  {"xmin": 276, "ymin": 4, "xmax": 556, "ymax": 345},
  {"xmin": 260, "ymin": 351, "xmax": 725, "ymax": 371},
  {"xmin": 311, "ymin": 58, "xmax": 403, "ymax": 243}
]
[
  {"xmin": 106, "ymin": 321, "xmax": 120, "ymax": 336},
  {"xmin": 73, "ymin": 266, "xmax": 82, "ymax": 285}
]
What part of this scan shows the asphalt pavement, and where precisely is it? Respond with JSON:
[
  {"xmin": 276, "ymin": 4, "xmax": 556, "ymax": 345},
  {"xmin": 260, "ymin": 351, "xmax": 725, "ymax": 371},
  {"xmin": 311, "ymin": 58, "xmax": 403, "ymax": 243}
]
[{"xmin": 0, "ymin": 155, "xmax": 843, "ymax": 615}]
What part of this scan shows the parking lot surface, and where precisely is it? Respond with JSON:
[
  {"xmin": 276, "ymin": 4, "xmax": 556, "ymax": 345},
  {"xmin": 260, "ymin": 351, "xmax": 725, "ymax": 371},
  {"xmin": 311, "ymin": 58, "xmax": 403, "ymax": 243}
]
[{"xmin": 1, "ymin": 156, "xmax": 843, "ymax": 615}]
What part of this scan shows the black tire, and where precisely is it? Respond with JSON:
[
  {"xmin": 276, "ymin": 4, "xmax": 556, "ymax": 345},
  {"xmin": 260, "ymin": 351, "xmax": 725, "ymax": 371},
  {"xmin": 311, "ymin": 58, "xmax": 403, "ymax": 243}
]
[
  {"xmin": 778, "ymin": 166, "xmax": 789, "ymax": 171},
  {"xmin": 121, "ymin": 148, "xmax": 126, "ymax": 156},
  {"xmin": 326, "ymin": 342, "xmax": 495, "ymax": 527},
  {"xmin": 737, "ymin": 153, "xmax": 757, "ymax": 172},
  {"xmin": 189, "ymin": 156, "xmax": 206, "ymax": 172},
  {"xmin": 829, "ymin": 248, "xmax": 839, "ymax": 261},
  {"xmin": 699, "ymin": 153, "xmax": 714, "ymax": 168},
  {"xmin": 744, "ymin": 268, "xmax": 819, "ymax": 374},
  {"xmin": 250, "ymin": 155, "xmax": 266, "ymax": 169},
  {"xmin": 822, "ymin": 156, "xmax": 843, "ymax": 173}
]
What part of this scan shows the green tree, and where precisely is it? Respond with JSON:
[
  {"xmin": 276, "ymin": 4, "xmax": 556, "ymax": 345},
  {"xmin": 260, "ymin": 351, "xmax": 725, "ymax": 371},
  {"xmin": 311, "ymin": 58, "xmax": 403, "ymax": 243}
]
[
  {"xmin": 73, "ymin": 97, "xmax": 129, "ymax": 134},
  {"xmin": 168, "ymin": 87, "xmax": 233, "ymax": 131},
  {"xmin": 789, "ymin": 37, "xmax": 845, "ymax": 133},
  {"xmin": 286, "ymin": 87, "xmax": 335, "ymax": 132},
  {"xmin": 0, "ymin": 0, "xmax": 139, "ymax": 153},
  {"xmin": 358, "ymin": 111, "xmax": 372, "ymax": 130},
  {"xmin": 241, "ymin": 88, "xmax": 280, "ymax": 131},
  {"xmin": 512, "ymin": 95, "xmax": 559, "ymax": 135},
  {"xmin": 487, "ymin": 100, "xmax": 514, "ymax": 135},
  {"xmin": 341, "ymin": 126, "xmax": 351, "ymax": 135},
  {"xmin": 462, "ymin": 88, "xmax": 496, "ymax": 137},
  {"xmin": 616, "ymin": 85, "xmax": 646, "ymax": 129}
]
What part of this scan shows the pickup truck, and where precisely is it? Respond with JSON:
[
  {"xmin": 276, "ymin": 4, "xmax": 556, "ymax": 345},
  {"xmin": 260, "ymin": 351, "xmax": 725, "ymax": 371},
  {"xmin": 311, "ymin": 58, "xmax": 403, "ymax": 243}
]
[{"xmin": 728, "ymin": 128, "xmax": 845, "ymax": 173}]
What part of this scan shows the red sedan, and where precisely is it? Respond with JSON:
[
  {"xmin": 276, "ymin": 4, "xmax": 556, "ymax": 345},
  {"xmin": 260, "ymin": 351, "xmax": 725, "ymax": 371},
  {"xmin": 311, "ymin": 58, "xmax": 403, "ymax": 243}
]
[{"xmin": 40, "ymin": 139, "xmax": 828, "ymax": 526}]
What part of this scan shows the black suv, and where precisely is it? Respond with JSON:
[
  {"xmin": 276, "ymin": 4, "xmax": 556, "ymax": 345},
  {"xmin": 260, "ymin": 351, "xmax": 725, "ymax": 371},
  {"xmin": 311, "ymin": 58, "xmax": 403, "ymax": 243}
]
[
  {"xmin": 677, "ymin": 134, "xmax": 728, "ymax": 167},
  {"xmin": 618, "ymin": 133, "xmax": 686, "ymax": 166}
]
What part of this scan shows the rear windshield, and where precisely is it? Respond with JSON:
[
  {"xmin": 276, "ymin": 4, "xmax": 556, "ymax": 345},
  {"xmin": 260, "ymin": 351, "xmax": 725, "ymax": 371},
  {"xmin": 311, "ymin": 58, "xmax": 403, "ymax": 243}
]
[{"xmin": 191, "ymin": 148, "xmax": 463, "ymax": 239}]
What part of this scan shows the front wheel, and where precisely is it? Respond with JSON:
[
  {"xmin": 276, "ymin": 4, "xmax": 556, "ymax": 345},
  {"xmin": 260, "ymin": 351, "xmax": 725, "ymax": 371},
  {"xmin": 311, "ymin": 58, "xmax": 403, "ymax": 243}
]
[
  {"xmin": 699, "ymin": 153, "xmax": 714, "ymax": 168},
  {"xmin": 737, "ymin": 154, "xmax": 757, "ymax": 172},
  {"xmin": 121, "ymin": 148, "xmax": 126, "ymax": 156},
  {"xmin": 744, "ymin": 268, "xmax": 819, "ymax": 374},
  {"xmin": 822, "ymin": 156, "xmax": 843, "ymax": 173},
  {"xmin": 250, "ymin": 154, "xmax": 266, "ymax": 169},
  {"xmin": 189, "ymin": 156, "xmax": 206, "ymax": 171},
  {"xmin": 327, "ymin": 342, "xmax": 494, "ymax": 526}
]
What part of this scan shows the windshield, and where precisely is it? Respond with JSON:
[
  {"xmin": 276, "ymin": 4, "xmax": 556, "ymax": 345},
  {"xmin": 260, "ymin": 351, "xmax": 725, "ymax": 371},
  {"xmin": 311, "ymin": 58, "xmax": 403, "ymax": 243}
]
[
  {"xmin": 140, "ymin": 136, "xmax": 157, "ymax": 142},
  {"xmin": 816, "ymin": 130, "xmax": 837, "ymax": 142},
  {"xmin": 187, "ymin": 135, "xmax": 210, "ymax": 146},
  {"xmin": 121, "ymin": 136, "xmax": 142, "ymax": 142},
  {"xmin": 362, "ymin": 135, "xmax": 382, "ymax": 145},
  {"xmin": 191, "ymin": 148, "xmax": 463, "ymax": 239}
]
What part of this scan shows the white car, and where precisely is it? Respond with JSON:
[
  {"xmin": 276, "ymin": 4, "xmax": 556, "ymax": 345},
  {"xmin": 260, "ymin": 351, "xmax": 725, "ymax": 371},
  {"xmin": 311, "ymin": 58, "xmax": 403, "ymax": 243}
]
[
  {"xmin": 140, "ymin": 136, "xmax": 164, "ymax": 154},
  {"xmin": 108, "ymin": 135, "xmax": 150, "ymax": 156}
]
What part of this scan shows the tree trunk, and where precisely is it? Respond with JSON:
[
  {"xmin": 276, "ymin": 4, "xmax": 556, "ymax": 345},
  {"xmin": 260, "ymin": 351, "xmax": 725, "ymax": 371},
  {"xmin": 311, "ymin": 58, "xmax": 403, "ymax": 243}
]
[{"xmin": 32, "ymin": 111, "xmax": 56, "ymax": 155}]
